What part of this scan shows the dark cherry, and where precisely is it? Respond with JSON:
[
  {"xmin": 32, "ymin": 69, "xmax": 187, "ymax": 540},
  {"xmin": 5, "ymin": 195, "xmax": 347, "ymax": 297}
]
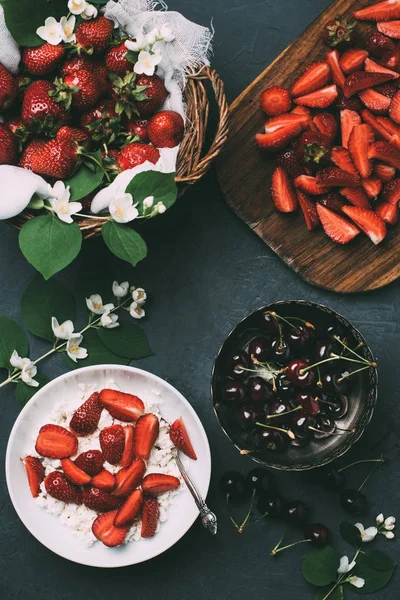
[
  {"xmin": 259, "ymin": 312, "xmax": 279, "ymax": 335},
  {"xmin": 222, "ymin": 379, "xmax": 246, "ymax": 404},
  {"xmin": 245, "ymin": 468, "xmax": 270, "ymax": 495},
  {"xmin": 287, "ymin": 325, "xmax": 312, "ymax": 351},
  {"xmin": 268, "ymin": 338, "xmax": 291, "ymax": 363},
  {"xmin": 257, "ymin": 491, "xmax": 284, "ymax": 517},
  {"xmin": 325, "ymin": 321, "xmax": 347, "ymax": 340},
  {"xmin": 340, "ymin": 489, "xmax": 368, "ymax": 515},
  {"xmin": 304, "ymin": 523, "xmax": 330, "ymax": 548},
  {"xmin": 248, "ymin": 376, "xmax": 273, "ymax": 403},
  {"xmin": 248, "ymin": 336, "xmax": 270, "ymax": 362},
  {"xmin": 234, "ymin": 405, "xmax": 254, "ymax": 430},
  {"xmin": 297, "ymin": 392, "xmax": 320, "ymax": 416},
  {"xmin": 276, "ymin": 373, "xmax": 297, "ymax": 399},
  {"xmin": 325, "ymin": 466, "xmax": 346, "ymax": 490},
  {"xmin": 219, "ymin": 471, "xmax": 247, "ymax": 502},
  {"xmin": 334, "ymin": 370, "xmax": 354, "ymax": 395},
  {"xmin": 268, "ymin": 400, "xmax": 291, "ymax": 425},
  {"xmin": 322, "ymin": 395, "xmax": 349, "ymax": 419},
  {"xmin": 287, "ymin": 359, "xmax": 316, "ymax": 387},
  {"xmin": 284, "ymin": 500, "xmax": 308, "ymax": 525},
  {"xmin": 312, "ymin": 415, "xmax": 336, "ymax": 439},
  {"xmin": 291, "ymin": 412, "xmax": 315, "ymax": 439},
  {"xmin": 290, "ymin": 436, "xmax": 310, "ymax": 448},
  {"xmin": 320, "ymin": 371, "xmax": 336, "ymax": 394},
  {"xmin": 254, "ymin": 428, "xmax": 287, "ymax": 452},
  {"xmin": 228, "ymin": 351, "xmax": 251, "ymax": 380},
  {"xmin": 315, "ymin": 339, "xmax": 338, "ymax": 363}
]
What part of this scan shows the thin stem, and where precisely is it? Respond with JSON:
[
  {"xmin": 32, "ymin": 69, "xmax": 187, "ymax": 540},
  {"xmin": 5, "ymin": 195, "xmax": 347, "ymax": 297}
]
[
  {"xmin": 331, "ymin": 353, "xmax": 373, "ymax": 366},
  {"xmin": 270, "ymin": 538, "xmax": 311, "ymax": 556},
  {"xmin": 358, "ymin": 461, "xmax": 383, "ymax": 492},
  {"xmin": 266, "ymin": 405, "xmax": 302, "ymax": 420},
  {"xmin": 75, "ymin": 213, "xmax": 110, "ymax": 221},
  {"xmin": 238, "ymin": 489, "xmax": 256, "ymax": 533},
  {"xmin": 333, "ymin": 335, "xmax": 373, "ymax": 365},
  {"xmin": 338, "ymin": 457, "xmax": 385, "ymax": 473},
  {"xmin": 80, "ymin": 151, "xmax": 111, "ymax": 183},
  {"xmin": 300, "ymin": 356, "xmax": 340, "ymax": 373},
  {"xmin": 337, "ymin": 365, "xmax": 371, "ymax": 382},
  {"xmin": 256, "ymin": 422, "xmax": 295, "ymax": 439},
  {"xmin": 285, "ymin": 316, "xmax": 315, "ymax": 329},
  {"xmin": 226, "ymin": 494, "xmax": 240, "ymax": 530},
  {"xmin": 270, "ymin": 312, "xmax": 297, "ymax": 331}
]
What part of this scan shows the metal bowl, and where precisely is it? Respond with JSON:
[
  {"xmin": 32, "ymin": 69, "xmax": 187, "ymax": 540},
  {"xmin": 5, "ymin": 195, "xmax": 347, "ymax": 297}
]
[{"xmin": 211, "ymin": 300, "xmax": 378, "ymax": 471}]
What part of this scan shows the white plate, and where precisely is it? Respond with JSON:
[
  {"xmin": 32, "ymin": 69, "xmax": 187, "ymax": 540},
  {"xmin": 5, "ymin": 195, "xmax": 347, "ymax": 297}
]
[{"xmin": 5, "ymin": 365, "xmax": 211, "ymax": 568}]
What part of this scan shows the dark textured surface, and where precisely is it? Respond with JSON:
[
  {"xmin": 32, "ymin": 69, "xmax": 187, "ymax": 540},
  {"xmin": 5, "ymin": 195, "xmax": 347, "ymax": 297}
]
[{"xmin": 0, "ymin": 1, "xmax": 399, "ymax": 599}]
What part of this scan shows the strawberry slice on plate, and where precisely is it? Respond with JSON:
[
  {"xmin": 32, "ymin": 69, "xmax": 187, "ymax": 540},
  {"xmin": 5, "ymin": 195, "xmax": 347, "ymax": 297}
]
[
  {"xmin": 99, "ymin": 425, "xmax": 125, "ymax": 465},
  {"xmin": 142, "ymin": 473, "xmax": 180, "ymax": 496},
  {"xmin": 343, "ymin": 71, "xmax": 396, "ymax": 98},
  {"xmin": 23, "ymin": 456, "xmax": 45, "ymax": 498},
  {"xmin": 340, "ymin": 187, "xmax": 371, "ymax": 208},
  {"xmin": 91, "ymin": 470, "xmax": 116, "ymax": 492},
  {"xmin": 114, "ymin": 489, "xmax": 143, "ymax": 527},
  {"xmin": 169, "ymin": 417, "xmax": 198, "ymax": 460},
  {"xmin": 74, "ymin": 449, "xmax": 104, "ymax": 476},
  {"xmin": 296, "ymin": 191, "xmax": 320, "ymax": 230},
  {"xmin": 359, "ymin": 89, "xmax": 391, "ymax": 115},
  {"xmin": 83, "ymin": 486, "xmax": 123, "ymax": 512},
  {"xmin": 98, "ymin": 389, "xmax": 144, "ymax": 422},
  {"xmin": 330, "ymin": 146, "xmax": 358, "ymax": 175},
  {"xmin": 294, "ymin": 84, "xmax": 338, "ymax": 108},
  {"xmin": 294, "ymin": 175, "xmax": 330, "ymax": 195},
  {"xmin": 382, "ymin": 177, "xmax": 400, "ymax": 203},
  {"xmin": 354, "ymin": 1, "xmax": 400, "ymax": 21},
  {"xmin": 260, "ymin": 86, "xmax": 291, "ymax": 116},
  {"xmin": 340, "ymin": 49, "xmax": 369, "ymax": 74},
  {"xmin": 375, "ymin": 200, "xmax": 399, "ymax": 224},
  {"xmin": 44, "ymin": 471, "xmax": 82, "ymax": 503},
  {"xmin": 61, "ymin": 458, "xmax": 91, "ymax": 485},
  {"xmin": 368, "ymin": 140, "xmax": 400, "ymax": 168},
  {"xmin": 316, "ymin": 166, "xmax": 360, "ymax": 187},
  {"xmin": 141, "ymin": 496, "xmax": 159, "ymax": 538},
  {"xmin": 361, "ymin": 177, "xmax": 383, "ymax": 199},
  {"xmin": 134, "ymin": 414, "xmax": 160, "ymax": 460},
  {"xmin": 325, "ymin": 50, "xmax": 345, "ymax": 88},
  {"xmin": 291, "ymin": 61, "xmax": 331, "ymax": 97},
  {"xmin": 316, "ymin": 204, "xmax": 361, "ymax": 244},
  {"xmin": 348, "ymin": 124, "xmax": 375, "ymax": 178},
  {"xmin": 340, "ymin": 109, "xmax": 361, "ymax": 148},
  {"xmin": 377, "ymin": 20, "xmax": 400, "ymax": 38},
  {"xmin": 342, "ymin": 205, "xmax": 387, "ymax": 244},
  {"xmin": 92, "ymin": 510, "xmax": 130, "ymax": 547},
  {"xmin": 271, "ymin": 166, "xmax": 298, "ymax": 212},
  {"xmin": 35, "ymin": 424, "xmax": 78, "ymax": 459},
  {"xmin": 113, "ymin": 458, "xmax": 146, "ymax": 497},
  {"xmin": 70, "ymin": 392, "xmax": 103, "ymax": 436},
  {"xmin": 373, "ymin": 162, "xmax": 396, "ymax": 181},
  {"xmin": 317, "ymin": 193, "xmax": 347, "ymax": 213},
  {"xmin": 364, "ymin": 57, "xmax": 400, "ymax": 79},
  {"xmin": 120, "ymin": 425, "xmax": 135, "ymax": 468}
]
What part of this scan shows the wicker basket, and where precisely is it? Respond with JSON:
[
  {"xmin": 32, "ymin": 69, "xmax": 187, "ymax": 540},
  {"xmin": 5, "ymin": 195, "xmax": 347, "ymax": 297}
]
[{"xmin": 10, "ymin": 66, "xmax": 229, "ymax": 240}]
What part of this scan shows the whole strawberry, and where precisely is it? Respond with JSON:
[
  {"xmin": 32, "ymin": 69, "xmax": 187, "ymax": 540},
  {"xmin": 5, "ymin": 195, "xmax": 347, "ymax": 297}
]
[
  {"xmin": 76, "ymin": 16, "xmax": 114, "ymax": 53},
  {"xmin": 0, "ymin": 124, "xmax": 17, "ymax": 165},
  {"xmin": 30, "ymin": 137, "xmax": 78, "ymax": 179},
  {"xmin": 135, "ymin": 74, "xmax": 168, "ymax": 116},
  {"xmin": 106, "ymin": 42, "xmax": 134, "ymax": 75},
  {"xmin": 60, "ymin": 55, "xmax": 93, "ymax": 77},
  {"xmin": 57, "ymin": 125, "xmax": 90, "ymax": 148},
  {"xmin": 147, "ymin": 110, "xmax": 184, "ymax": 148},
  {"xmin": 23, "ymin": 43, "xmax": 64, "ymax": 76},
  {"xmin": 81, "ymin": 100, "xmax": 120, "ymax": 144},
  {"xmin": 322, "ymin": 16, "xmax": 357, "ymax": 50},
  {"xmin": 127, "ymin": 118, "xmax": 149, "ymax": 142},
  {"xmin": 118, "ymin": 143, "xmax": 160, "ymax": 171},
  {"xmin": 5, "ymin": 117, "xmax": 29, "ymax": 151},
  {"xmin": 53, "ymin": 69, "xmax": 101, "ymax": 111},
  {"xmin": 22, "ymin": 80, "xmax": 69, "ymax": 127},
  {"xmin": 0, "ymin": 64, "xmax": 17, "ymax": 110},
  {"xmin": 19, "ymin": 139, "xmax": 47, "ymax": 170}
]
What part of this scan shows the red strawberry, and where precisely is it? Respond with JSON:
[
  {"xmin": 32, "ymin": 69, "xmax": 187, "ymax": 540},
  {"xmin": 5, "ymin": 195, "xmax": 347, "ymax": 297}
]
[
  {"xmin": 147, "ymin": 110, "xmax": 185, "ymax": 148},
  {"xmin": 340, "ymin": 187, "xmax": 371, "ymax": 208},
  {"xmin": 260, "ymin": 86, "xmax": 291, "ymax": 116},
  {"xmin": 359, "ymin": 89, "xmax": 391, "ymax": 114},
  {"xmin": 120, "ymin": 426, "xmax": 135, "ymax": 468},
  {"xmin": 361, "ymin": 109, "xmax": 393, "ymax": 141},
  {"xmin": 336, "ymin": 92, "xmax": 363, "ymax": 112},
  {"xmin": 377, "ymin": 81, "xmax": 400, "ymax": 97},
  {"xmin": 142, "ymin": 473, "xmax": 180, "ymax": 496},
  {"xmin": 70, "ymin": 392, "xmax": 103, "ymax": 436},
  {"xmin": 106, "ymin": 42, "xmax": 134, "ymax": 75},
  {"xmin": 169, "ymin": 418, "xmax": 198, "ymax": 460},
  {"xmin": 135, "ymin": 74, "xmax": 168, "ymax": 116},
  {"xmin": 316, "ymin": 166, "xmax": 360, "ymax": 187},
  {"xmin": 381, "ymin": 47, "xmax": 400, "ymax": 70},
  {"xmin": 317, "ymin": 193, "xmax": 347, "ymax": 213},
  {"xmin": 134, "ymin": 414, "xmax": 160, "ymax": 461},
  {"xmin": 322, "ymin": 16, "xmax": 357, "ymax": 50},
  {"xmin": 389, "ymin": 89, "xmax": 400, "ymax": 122},
  {"xmin": 92, "ymin": 510, "xmax": 130, "ymax": 547},
  {"xmin": 80, "ymin": 100, "xmax": 118, "ymax": 144},
  {"xmin": 377, "ymin": 115, "xmax": 400, "ymax": 135},
  {"xmin": 54, "ymin": 69, "xmax": 101, "ymax": 111},
  {"xmin": 141, "ymin": 496, "xmax": 159, "ymax": 538},
  {"xmin": 375, "ymin": 200, "xmax": 399, "ymax": 223},
  {"xmin": 361, "ymin": 177, "xmax": 383, "ymax": 199},
  {"xmin": 364, "ymin": 57, "xmax": 399, "ymax": 79},
  {"xmin": 377, "ymin": 20, "xmax": 400, "ymax": 38},
  {"xmin": 291, "ymin": 62, "xmax": 331, "ymax": 97},
  {"xmin": 342, "ymin": 205, "xmax": 387, "ymax": 244},
  {"xmin": 311, "ymin": 112, "xmax": 338, "ymax": 144},
  {"xmin": 294, "ymin": 175, "xmax": 330, "ymax": 195},
  {"xmin": 382, "ymin": 177, "xmax": 400, "ymax": 203},
  {"xmin": 127, "ymin": 118, "xmax": 149, "ymax": 142},
  {"xmin": 296, "ymin": 190, "xmax": 320, "ymax": 230},
  {"xmin": 344, "ymin": 71, "xmax": 396, "ymax": 98},
  {"xmin": 316, "ymin": 203, "xmax": 360, "ymax": 243},
  {"xmin": 373, "ymin": 161, "xmax": 396, "ymax": 181},
  {"xmin": 348, "ymin": 124, "xmax": 375, "ymax": 178},
  {"xmin": 114, "ymin": 489, "xmax": 143, "ymax": 527},
  {"xmin": 294, "ymin": 84, "xmax": 338, "ymax": 108},
  {"xmin": 61, "ymin": 458, "xmax": 91, "ymax": 485},
  {"xmin": 366, "ymin": 31, "xmax": 396, "ymax": 57},
  {"xmin": 117, "ymin": 142, "xmax": 160, "ymax": 171},
  {"xmin": 75, "ymin": 16, "xmax": 114, "ymax": 53},
  {"xmin": 330, "ymin": 146, "xmax": 358, "ymax": 175},
  {"xmin": 83, "ymin": 486, "xmax": 123, "ymax": 512},
  {"xmin": 44, "ymin": 471, "xmax": 82, "ymax": 503},
  {"xmin": 255, "ymin": 120, "xmax": 303, "ymax": 151},
  {"xmin": 56, "ymin": 125, "xmax": 90, "ymax": 148},
  {"xmin": 113, "ymin": 458, "xmax": 146, "ymax": 498},
  {"xmin": 340, "ymin": 49, "xmax": 369, "ymax": 74},
  {"xmin": 98, "ymin": 389, "xmax": 144, "ymax": 422},
  {"xmin": 354, "ymin": 1, "xmax": 400, "ymax": 21},
  {"xmin": 23, "ymin": 456, "xmax": 45, "ymax": 498},
  {"xmin": 74, "ymin": 450, "xmax": 104, "ymax": 476},
  {"xmin": 271, "ymin": 166, "xmax": 298, "ymax": 213},
  {"xmin": 35, "ymin": 424, "xmax": 78, "ymax": 459},
  {"xmin": 0, "ymin": 124, "xmax": 17, "ymax": 165},
  {"xmin": 325, "ymin": 50, "xmax": 345, "ymax": 88},
  {"xmin": 0, "ymin": 64, "xmax": 17, "ymax": 110},
  {"xmin": 91, "ymin": 470, "xmax": 116, "ymax": 492},
  {"xmin": 23, "ymin": 43, "xmax": 64, "ymax": 76},
  {"xmin": 19, "ymin": 139, "xmax": 47, "ymax": 170},
  {"xmin": 22, "ymin": 80, "xmax": 69, "ymax": 126},
  {"xmin": 60, "ymin": 55, "xmax": 93, "ymax": 77},
  {"xmin": 265, "ymin": 111, "xmax": 312, "ymax": 131},
  {"xmin": 99, "ymin": 425, "xmax": 125, "ymax": 465},
  {"xmin": 368, "ymin": 140, "xmax": 400, "ymax": 167},
  {"xmin": 277, "ymin": 148, "xmax": 304, "ymax": 178}
]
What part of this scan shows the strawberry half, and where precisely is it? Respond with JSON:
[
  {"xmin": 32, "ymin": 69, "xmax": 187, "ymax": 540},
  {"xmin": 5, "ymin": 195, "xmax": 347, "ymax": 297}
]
[
  {"xmin": 134, "ymin": 414, "xmax": 160, "ymax": 461},
  {"xmin": 70, "ymin": 392, "xmax": 103, "ymax": 436},
  {"xmin": 375, "ymin": 201, "xmax": 399, "ymax": 224},
  {"xmin": 271, "ymin": 166, "xmax": 298, "ymax": 212},
  {"xmin": 361, "ymin": 109, "xmax": 392, "ymax": 142},
  {"xmin": 340, "ymin": 109, "xmax": 361, "ymax": 148},
  {"xmin": 366, "ymin": 31, "xmax": 396, "ymax": 58},
  {"xmin": 342, "ymin": 206, "xmax": 387, "ymax": 244},
  {"xmin": 330, "ymin": 146, "xmax": 358, "ymax": 175},
  {"xmin": 382, "ymin": 177, "xmax": 400, "ymax": 203},
  {"xmin": 389, "ymin": 90, "xmax": 400, "ymax": 123},
  {"xmin": 376, "ymin": 116, "xmax": 400, "ymax": 136},
  {"xmin": 142, "ymin": 473, "xmax": 180, "ymax": 496},
  {"xmin": 311, "ymin": 112, "xmax": 338, "ymax": 144},
  {"xmin": 359, "ymin": 89, "xmax": 391, "ymax": 114},
  {"xmin": 296, "ymin": 190, "xmax": 320, "ymax": 230},
  {"xmin": 120, "ymin": 425, "xmax": 135, "ymax": 468},
  {"xmin": 291, "ymin": 62, "xmax": 331, "ymax": 97},
  {"xmin": 316, "ymin": 204, "xmax": 360, "ymax": 244},
  {"xmin": 368, "ymin": 140, "xmax": 400, "ymax": 168},
  {"xmin": 92, "ymin": 510, "xmax": 130, "ymax": 547},
  {"xmin": 377, "ymin": 20, "xmax": 400, "ymax": 38},
  {"xmin": 44, "ymin": 471, "xmax": 82, "ymax": 504},
  {"xmin": 114, "ymin": 489, "xmax": 143, "ymax": 527},
  {"xmin": 35, "ymin": 424, "xmax": 78, "ymax": 459},
  {"xmin": 23, "ymin": 456, "xmax": 45, "ymax": 498},
  {"xmin": 364, "ymin": 57, "xmax": 400, "ymax": 79},
  {"xmin": 113, "ymin": 458, "xmax": 146, "ymax": 498},
  {"xmin": 361, "ymin": 177, "xmax": 383, "ymax": 199},
  {"xmin": 74, "ymin": 450, "xmax": 104, "ymax": 476},
  {"xmin": 294, "ymin": 84, "xmax": 338, "ymax": 108},
  {"xmin": 344, "ymin": 71, "xmax": 396, "ymax": 98},
  {"xmin": 169, "ymin": 418, "xmax": 198, "ymax": 460},
  {"xmin": 141, "ymin": 496, "xmax": 159, "ymax": 538},
  {"xmin": 99, "ymin": 425, "xmax": 125, "ymax": 465},
  {"xmin": 348, "ymin": 124, "xmax": 375, "ymax": 178},
  {"xmin": 316, "ymin": 166, "xmax": 360, "ymax": 187},
  {"xmin": 325, "ymin": 50, "xmax": 345, "ymax": 88},
  {"xmin": 373, "ymin": 162, "xmax": 396, "ymax": 181},
  {"xmin": 83, "ymin": 486, "xmax": 123, "ymax": 512},
  {"xmin": 340, "ymin": 49, "xmax": 369, "ymax": 74},
  {"xmin": 340, "ymin": 187, "xmax": 371, "ymax": 208},
  {"xmin": 354, "ymin": 1, "xmax": 400, "ymax": 21},
  {"xmin": 98, "ymin": 389, "xmax": 144, "ymax": 422},
  {"xmin": 317, "ymin": 193, "xmax": 347, "ymax": 213},
  {"xmin": 61, "ymin": 458, "xmax": 91, "ymax": 485},
  {"xmin": 256, "ymin": 120, "xmax": 303, "ymax": 151},
  {"xmin": 260, "ymin": 86, "xmax": 291, "ymax": 116},
  {"xmin": 294, "ymin": 175, "xmax": 330, "ymax": 195},
  {"xmin": 91, "ymin": 470, "xmax": 116, "ymax": 492}
]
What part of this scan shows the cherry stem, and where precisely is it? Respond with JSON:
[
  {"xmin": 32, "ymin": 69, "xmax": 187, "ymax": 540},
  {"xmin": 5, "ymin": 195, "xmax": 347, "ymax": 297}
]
[
  {"xmin": 240, "ymin": 365, "xmax": 281, "ymax": 376},
  {"xmin": 338, "ymin": 456, "xmax": 386, "ymax": 473},
  {"xmin": 300, "ymin": 355, "xmax": 341, "ymax": 373},
  {"xmin": 308, "ymin": 426, "xmax": 355, "ymax": 437},
  {"xmin": 333, "ymin": 335, "xmax": 372, "ymax": 365},
  {"xmin": 280, "ymin": 314, "xmax": 315, "ymax": 329},
  {"xmin": 316, "ymin": 396, "xmax": 337, "ymax": 407},
  {"xmin": 256, "ymin": 422, "xmax": 295, "ymax": 439},
  {"xmin": 337, "ymin": 365, "xmax": 371, "ymax": 382},
  {"xmin": 270, "ymin": 537, "xmax": 311, "ymax": 556},
  {"xmin": 358, "ymin": 461, "xmax": 383, "ymax": 492},
  {"xmin": 317, "ymin": 366, "xmax": 322, "ymax": 388},
  {"xmin": 237, "ymin": 489, "xmax": 256, "ymax": 534},
  {"xmin": 266, "ymin": 405, "xmax": 302, "ymax": 420},
  {"xmin": 226, "ymin": 494, "xmax": 240, "ymax": 530},
  {"xmin": 269, "ymin": 312, "xmax": 298, "ymax": 331}
]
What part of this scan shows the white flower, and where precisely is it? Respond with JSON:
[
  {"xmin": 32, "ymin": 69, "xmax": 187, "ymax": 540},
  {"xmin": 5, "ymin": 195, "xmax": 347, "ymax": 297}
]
[
  {"xmin": 125, "ymin": 32, "xmax": 146, "ymax": 52},
  {"xmin": 146, "ymin": 27, "xmax": 159, "ymax": 46},
  {"xmin": 337, "ymin": 556, "xmax": 356, "ymax": 574},
  {"xmin": 82, "ymin": 3, "xmax": 98, "ymax": 20},
  {"xmin": 66, "ymin": 335, "xmax": 88, "ymax": 362},
  {"xmin": 101, "ymin": 312, "xmax": 119, "ymax": 329},
  {"xmin": 86, "ymin": 294, "xmax": 114, "ymax": 315},
  {"xmin": 383, "ymin": 531, "xmax": 395, "ymax": 539},
  {"xmin": 130, "ymin": 301, "xmax": 145, "ymax": 319},
  {"xmin": 109, "ymin": 193, "xmax": 139, "ymax": 224},
  {"xmin": 348, "ymin": 576, "xmax": 365, "ymax": 589},
  {"xmin": 376, "ymin": 513, "xmax": 384, "ymax": 526},
  {"xmin": 21, "ymin": 362, "xmax": 39, "ymax": 387},
  {"xmin": 132, "ymin": 288, "xmax": 146, "ymax": 305},
  {"xmin": 159, "ymin": 23, "xmax": 175, "ymax": 42},
  {"xmin": 112, "ymin": 281, "xmax": 129, "ymax": 298},
  {"xmin": 60, "ymin": 15, "xmax": 76, "ymax": 43},
  {"xmin": 68, "ymin": 0, "xmax": 88, "ymax": 15},
  {"xmin": 51, "ymin": 317, "xmax": 75, "ymax": 340},
  {"xmin": 36, "ymin": 17, "xmax": 64, "ymax": 45},
  {"xmin": 355, "ymin": 523, "xmax": 378, "ymax": 542},
  {"xmin": 385, "ymin": 517, "xmax": 396, "ymax": 531},
  {"xmin": 143, "ymin": 196, "xmax": 154, "ymax": 209},
  {"xmin": 134, "ymin": 50, "xmax": 162, "ymax": 76},
  {"xmin": 157, "ymin": 202, "xmax": 166, "ymax": 214},
  {"xmin": 47, "ymin": 181, "xmax": 82, "ymax": 224},
  {"xmin": 10, "ymin": 350, "xmax": 31, "ymax": 370}
]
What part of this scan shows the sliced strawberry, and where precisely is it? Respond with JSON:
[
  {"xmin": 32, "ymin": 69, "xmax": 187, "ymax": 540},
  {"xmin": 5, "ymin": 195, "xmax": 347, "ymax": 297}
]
[
  {"xmin": 316, "ymin": 204, "xmax": 360, "ymax": 244},
  {"xmin": 330, "ymin": 146, "xmax": 358, "ymax": 175},
  {"xmin": 256, "ymin": 124, "xmax": 302, "ymax": 151},
  {"xmin": 92, "ymin": 510, "xmax": 130, "ymax": 547},
  {"xmin": 340, "ymin": 109, "xmax": 361, "ymax": 148},
  {"xmin": 120, "ymin": 425, "xmax": 135, "ymax": 468},
  {"xmin": 61, "ymin": 458, "xmax": 91, "ymax": 485},
  {"xmin": 337, "ymin": 92, "xmax": 364, "ymax": 112},
  {"xmin": 311, "ymin": 112, "xmax": 338, "ymax": 143},
  {"xmin": 382, "ymin": 177, "xmax": 400, "ymax": 203},
  {"xmin": 142, "ymin": 473, "xmax": 180, "ymax": 496},
  {"xmin": 354, "ymin": 1, "xmax": 400, "ymax": 21},
  {"xmin": 114, "ymin": 489, "xmax": 143, "ymax": 527},
  {"xmin": 361, "ymin": 177, "xmax": 383, "ymax": 199},
  {"xmin": 389, "ymin": 89, "xmax": 400, "ymax": 123},
  {"xmin": 344, "ymin": 72, "xmax": 395, "ymax": 98},
  {"xmin": 35, "ymin": 424, "xmax": 78, "ymax": 459},
  {"xmin": 141, "ymin": 496, "xmax": 159, "ymax": 538},
  {"xmin": 361, "ymin": 109, "xmax": 393, "ymax": 141},
  {"xmin": 91, "ymin": 469, "xmax": 116, "ymax": 492},
  {"xmin": 83, "ymin": 486, "xmax": 123, "ymax": 512},
  {"xmin": 69, "ymin": 392, "xmax": 103, "ymax": 436},
  {"xmin": 294, "ymin": 84, "xmax": 338, "ymax": 108},
  {"xmin": 134, "ymin": 414, "xmax": 159, "ymax": 461},
  {"xmin": 376, "ymin": 115, "xmax": 400, "ymax": 135},
  {"xmin": 169, "ymin": 417, "xmax": 198, "ymax": 460},
  {"xmin": 348, "ymin": 124, "xmax": 375, "ymax": 178},
  {"xmin": 316, "ymin": 166, "xmax": 360, "ymax": 187},
  {"xmin": 277, "ymin": 148, "xmax": 304, "ymax": 178},
  {"xmin": 113, "ymin": 458, "xmax": 146, "ymax": 498},
  {"xmin": 44, "ymin": 471, "xmax": 82, "ymax": 503},
  {"xmin": 373, "ymin": 161, "xmax": 396, "ymax": 181},
  {"xmin": 325, "ymin": 50, "xmax": 345, "ymax": 88},
  {"xmin": 296, "ymin": 190, "xmax": 320, "ymax": 230},
  {"xmin": 366, "ymin": 31, "xmax": 396, "ymax": 58},
  {"xmin": 294, "ymin": 174, "xmax": 330, "ymax": 195},
  {"xmin": 340, "ymin": 49, "xmax": 369, "ymax": 74},
  {"xmin": 368, "ymin": 140, "xmax": 400, "ymax": 167},
  {"xmin": 23, "ymin": 456, "xmax": 45, "ymax": 498},
  {"xmin": 99, "ymin": 425, "xmax": 125, "ymax": 465},
  {"xmin": 98, "ymin": 389, "xmax": 144, "ymax": 422},
  {"xmin": 381, "ymin": 47, "xmax": 400, "ymax": 70},
  {"xmin": 291, "ymin": 61, "xmax": 331, "ymax": 97},
  {"xmin": 74, "ymin": 450, "xmax": 104, "ymax": 476},
  {"xmin": 375, "ymin": 200, "xmax": 399, "ymax": 223},
  {"xmin": 260, "ymin": 86, "xmax": 291, "ymax": 116},
  {"xmin": 376, "ymin": 82, "xmax": 399, "ymax": 98},
  {"xmin": 364, "ymin": 57, "xmax": 400, "ymax": 79},
  {"xmin": 359, "ymin": 89, "xmax": 391, "ymax": 114},
  {"xmin": 318, "ymin": 193, "xmax": 347, "ymax": 213},
  {"xmin": 377, "ymin": 20, "xmax": 400, "ymax": 38},
  {"xmin": 342, "ymin": 205, "xmax": 387, "ymax": 244},
  {"xmin": 271, "ymin": 166, "xmax": 298, "ymax": 213},
  {"xmin": 264, "ymin": 112, "xmax": 311, "ymax": 132},
  {"xmin": 340, "ymin": 187, "xmax": 371, "ymax": 208}
]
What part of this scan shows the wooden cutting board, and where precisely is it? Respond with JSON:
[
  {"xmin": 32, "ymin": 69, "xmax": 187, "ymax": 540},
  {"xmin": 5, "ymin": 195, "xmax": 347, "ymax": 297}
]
[{"xmin": 217, "ymin": 0, "xmax": 400, "ymax": 293}]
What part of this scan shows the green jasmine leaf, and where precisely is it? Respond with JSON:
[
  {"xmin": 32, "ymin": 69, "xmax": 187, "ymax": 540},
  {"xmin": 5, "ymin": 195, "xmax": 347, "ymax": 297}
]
[
  {"xmin": 125, "ymin": 171, "xmax": 177, "ymax": 214},
  {"xmin": 360, "ymin": 550, "xmax": 396, "ymax": 572},
  {"xmin": 302, "ymin": 546, "xmax": 341, "ymax": 587},
  {"xmin": 19, "ymin": 215, "xmax": 82, "ymax": 280},
  {"xmin": 64, "ymin": 151, "xmax": 104, "ymax": 201},
  {"xmin": 126, "ymin": 50, "xmax": 138, "ymax": 64},
  {"xmin": 0, "ymin": 0, "xmax": 66, "ymax": 46},
  {"xmin": 64, "ymin": 328, "xmax": 131, "ymax": 369},
  {"xmin": 340, "ymin": 521, "xmax": 362, "ymax": 548},
  {"xmin": 102, "ymin": 221, "xmax": 147, "ymax": 267},
  {"xmin": 352, "ymin": 559, "xmax": 396, "ymax": 594},
  {"xmin": 315, "ymin": 585, "xmax": 343, "ymax": 600},
  {"xmin": 15, "ymin": 374, "xmax": 49, "ymax": 406},
  {"xmin": 21, "ymin": 273, "xmax": 76, "ymax": 342},
  {"xmin": 0, "ymin": 316, "xmax": 29, "ymax": 369},
  {"xmin": 98, "ymin": 322, "xmax": 153, "ymax": 360}
]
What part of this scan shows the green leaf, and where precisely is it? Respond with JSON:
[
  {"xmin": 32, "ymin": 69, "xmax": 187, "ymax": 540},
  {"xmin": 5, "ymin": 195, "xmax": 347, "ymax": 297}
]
[
  {"xmin": 340, "ymin": 521, "xmax": 362, "ymax": 548},
  {"xmin": 21, "ymin": 273, "xmax": 76, "ymax": 342},
  {"xmin": 64, "ymin": 329, "xmax": 131, "ymax": 369},
  {"xmin": 352, "ymin": 559, "xmax": 396, "ymax": 594},
  {"xmin": 302, "ymin": 546, "xmax": 341, "ymax": 587},
  {"xmin": 19, "ymin": 215, "xmax": 82, "ymax": 280},
  {"xmin": 15, "ymin": 374, "xmax": 49, "ymax": 406},
  {"xmin": 125, "ymin": 171, "xmax": 177, "ymax": 214},
  {"xmin": 0, "ymin": 0, "xmax": 66, "ymax": 46},
  {"xmin": 359, "ymin": 550, "xmax": 396, "ymax": 572},
  {"xmin": 102, "ymin": 221, "xmax": 147, "ymax": 267},
  {"xmin": 64, "ymin": 151, "xmax": 104, "ymax": 201},
  {"xmin": 315, "ymin": 585, "xmax": 343, "ymax": 600},
  {"xmin": 0, "ymin": 316, "xmax": 29, "ymax": 369},
  {"xmin": 98, "ymin": 322, "xmax": 153, "ymax": 360},
  {"xmin": 126, "ymin": 50, "xmax": 138, "ymax": 65},
  {"xmin": 27, "ymin": 193, "xmax": 44, "ymax": 210}
]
